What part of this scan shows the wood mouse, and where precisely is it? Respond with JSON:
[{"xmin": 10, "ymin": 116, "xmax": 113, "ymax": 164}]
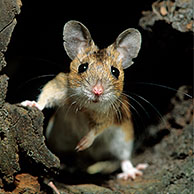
[{"xmin": 22, "ymin": 20, "xmax": 148, "ymax": 180}]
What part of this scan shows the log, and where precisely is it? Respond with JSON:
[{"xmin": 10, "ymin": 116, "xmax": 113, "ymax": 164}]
[
  {"xmin": 0, "ymin": 1, "xmax": 60, "ymax": 192},
  {"xmin": 139, "ymin": 0, "xmax": 194, "ymax": 32}
]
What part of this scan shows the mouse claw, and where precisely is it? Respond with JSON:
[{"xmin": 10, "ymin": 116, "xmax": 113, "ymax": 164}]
[
  {"xmin": 48, "ymin": 181, "xmax": 60, "ymax": 194},
  {"xmin": 75, "ymin": 136, "xmax": 91, "ymax": 151},
  {"xmin": 117, "ymin": 169, "xmax": 143, "ymax": 180},
  {"xmin": 21, "ymin": 100, "xmax": 43, "ymax": 110},
  {"xmin": 136, "ymin": 163, "xmax": 149, "ymax": 170},
  {"xmin": 75, "ymin": 131, "xmax": 95, "ymax": 152}
]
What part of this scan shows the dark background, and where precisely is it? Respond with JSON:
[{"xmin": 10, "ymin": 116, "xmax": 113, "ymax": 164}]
[{"xmin": 3, "ymin": 0, "xmax": 193, "ymax": 128}]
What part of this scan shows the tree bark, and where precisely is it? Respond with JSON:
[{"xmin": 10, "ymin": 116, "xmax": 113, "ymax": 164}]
[
  {"xmin": 0, "ymin": 1, "xmax": 60, "ymax": 192},
  {"xmin": 139, "ymin": 0, "xmax": 194, "ymax": 32}
]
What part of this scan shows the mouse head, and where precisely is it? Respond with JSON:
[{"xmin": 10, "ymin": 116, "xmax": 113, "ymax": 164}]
[{"xmin": 63, "ymin": 20, "xmax": 141, "ymax": 112}]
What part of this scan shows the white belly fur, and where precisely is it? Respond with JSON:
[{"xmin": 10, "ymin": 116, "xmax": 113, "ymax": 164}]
[{"xmin": 46, "ymin": 106, "xmax": 133, "ymax": 161}]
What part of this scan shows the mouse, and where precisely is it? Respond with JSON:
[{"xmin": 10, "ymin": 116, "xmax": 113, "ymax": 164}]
[{"xmin": 21, "ymin": 20, "xmax": 148, "ymax": 180}]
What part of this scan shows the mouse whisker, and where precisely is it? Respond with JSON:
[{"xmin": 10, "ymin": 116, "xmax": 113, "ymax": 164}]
[
  {"xmin": 117, "ymin": 92, "xmax": 140, "ymax": 118},
  {"xmin": 121, "ymin": 92, "xmax": 150, "ymax": 119},
  {"xmin": 110, "ymin": 96, "xmax": 122, "ymax": 123},
  {"xmin": 77, "ymin": 96, "xmax": 89, "ymax": 111},
  {"xmin": 117, "ymin": 97, "xmax": 135, "ymax": 119},
  {"xmin": 130, "ymin": 82, "xmax": 192, "ymax": 99},
  {"xmin": 129, "ymin": 92, "xmax": 166, "ymax": 126},
  {"xmin": 118, "ymin": 93, "xmax": 148, "ymax": 131},
  {"xmin": 18, "ymin": 74, "xmax": 57, "ymax": 91},
  {"xmin": 54, "ymin": 92, "xmax": 79, "ymax": 117},
  {"xmin": 70, "ymin": 95, "xmax": 85, "ymax": 112}
]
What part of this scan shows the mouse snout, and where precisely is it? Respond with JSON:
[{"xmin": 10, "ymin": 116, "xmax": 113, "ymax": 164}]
[{"xmin": 92, "ymin": 81, "xmax": 104, "ymax": 96}]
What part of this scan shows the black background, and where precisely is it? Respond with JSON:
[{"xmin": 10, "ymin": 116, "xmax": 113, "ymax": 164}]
[{"xmin": 3, "ymin": 0, "xmax": 193, "ymax": 127}]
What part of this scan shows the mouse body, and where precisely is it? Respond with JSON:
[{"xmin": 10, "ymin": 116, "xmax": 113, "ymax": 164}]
[
  {"xmin": 46, "ymin": 102, "xmax": 133, "ymax": 163},
  {"xmin": 22, "ymin": 20, "xmax": 147, "ymax": 179}
]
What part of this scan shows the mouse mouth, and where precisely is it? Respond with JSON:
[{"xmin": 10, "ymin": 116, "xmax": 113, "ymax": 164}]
[
  {"xmin": 92, "ymin": 98, "xmax": 99, "ymax": 103},
  {"xmin": 91, "ymin": 95, "xmax": 100, "ymax": 103}
]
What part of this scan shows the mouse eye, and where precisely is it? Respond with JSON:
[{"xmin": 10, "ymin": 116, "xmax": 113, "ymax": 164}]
[
  {"xmin": 78, "ymin": 63, "xmax": 89, "ymax": 74},
  {"xmin": 111, "ymin": 66, "xmax": 120, "ymax": 79}
]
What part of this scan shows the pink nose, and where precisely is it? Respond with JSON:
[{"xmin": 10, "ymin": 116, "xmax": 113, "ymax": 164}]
[{"xmin": 92, "ymin": 83, "xmax": 104, "ymax": 96}]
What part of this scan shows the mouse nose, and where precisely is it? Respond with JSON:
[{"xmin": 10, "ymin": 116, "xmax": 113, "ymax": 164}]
[{"xmin": 92, "ymin": 81, "xmax": 104, "ymax": 96}]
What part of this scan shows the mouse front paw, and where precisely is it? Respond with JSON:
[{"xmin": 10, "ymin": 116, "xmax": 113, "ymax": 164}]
[
  {"xmin": 117, "ymin": 160, "xmax": 148, "ymax": 180},
  {"xmin": 75, "ymin": 130, "xmax": 95, "ymax": 151},
  {"xmin": 21, "ymin": 100, "xmax": 42, "ymax": 110}
]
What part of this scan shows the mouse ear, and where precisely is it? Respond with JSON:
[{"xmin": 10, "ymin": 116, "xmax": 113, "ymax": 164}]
[
  {"xmin": 114, "ymin": 28, "xmax": 141, "ymax": 69},
  {"xmin": 63, "ymin": 20, "xmax": 93, "ymax": 60}
]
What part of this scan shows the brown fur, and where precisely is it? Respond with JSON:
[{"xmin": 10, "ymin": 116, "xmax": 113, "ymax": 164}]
[
  {"xmin": 37, "ymin": 20, "xmax": 142, "ymax": 151},
  {"xmin": 38, "ymin": 43, "xmax": 133, "ymax": 144},
  {"xmin": 22, "ymin": 21, "xmax": 147, "ymax": 178}
]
